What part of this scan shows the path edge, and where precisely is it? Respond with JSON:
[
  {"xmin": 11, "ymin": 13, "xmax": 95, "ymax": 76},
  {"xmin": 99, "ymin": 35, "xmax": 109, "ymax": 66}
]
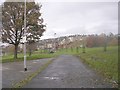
[{"xmin": 12, "ymin": 58, "xmax": 56, "ymax": 89}]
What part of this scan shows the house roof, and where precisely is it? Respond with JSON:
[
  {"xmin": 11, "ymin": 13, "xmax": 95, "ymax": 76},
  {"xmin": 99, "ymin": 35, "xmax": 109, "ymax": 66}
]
[{"xmin": 0, "ymin": 42, "xmax": 9, "ymax": 48}]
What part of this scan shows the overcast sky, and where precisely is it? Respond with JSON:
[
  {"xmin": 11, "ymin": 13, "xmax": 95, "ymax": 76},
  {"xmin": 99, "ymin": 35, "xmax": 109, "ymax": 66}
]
[
  {"xmin": 39, "ymin": 2, "xmax": 118, "ymax": 39},
  {"xmin": 0, "ymin": 1, "xmax": 118, "ymax": 40}
]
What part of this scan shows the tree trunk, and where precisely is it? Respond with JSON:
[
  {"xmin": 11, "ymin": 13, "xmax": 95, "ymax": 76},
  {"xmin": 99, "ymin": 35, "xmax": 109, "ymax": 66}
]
[
  {"xmin": 71, "ymin": 47, "xmax": 73, "ymax": 52},
  {"xmin": 104, "ymin": 38, "xmax": 107, "ymax": 52},
  {"xmin": 82, "ymin": 46, "xmax": 86, "ymax": 53},
  {"xmin": 14, "ymin": 44, "xmax": 18, "ymax": 59},
  {"xmin": 76, "ymin": 47, "xmax": 79, "ymax": 53},
  {"xmin": 29, "ymin": 48, "xmax": 32, "ymax": 56},
  {"xmin": 104, "ymin": 44, "xmax": 107, "ymax": 52}
]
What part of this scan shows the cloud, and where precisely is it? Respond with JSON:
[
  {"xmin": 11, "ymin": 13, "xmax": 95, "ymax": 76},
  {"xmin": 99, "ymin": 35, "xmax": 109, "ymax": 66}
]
[
  {"xmin": 40, "ymin": 2, "xmax": 117, "ymax": 39},
  {"xmin": 1, "ymin": 1, "xmax": 117, "ymax": 39}
]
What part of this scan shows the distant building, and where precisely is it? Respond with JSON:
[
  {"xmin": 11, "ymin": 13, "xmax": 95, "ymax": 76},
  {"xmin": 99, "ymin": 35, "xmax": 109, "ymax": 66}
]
[{"xmin": 38, "ymin": 34, "xmax": 85, "ymax": 50}]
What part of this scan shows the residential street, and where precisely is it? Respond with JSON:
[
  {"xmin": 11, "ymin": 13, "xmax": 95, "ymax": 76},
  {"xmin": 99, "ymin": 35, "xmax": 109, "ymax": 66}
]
[{"xmin": 24, "ymin": 55, "xmax": 112, "ymax": 88}]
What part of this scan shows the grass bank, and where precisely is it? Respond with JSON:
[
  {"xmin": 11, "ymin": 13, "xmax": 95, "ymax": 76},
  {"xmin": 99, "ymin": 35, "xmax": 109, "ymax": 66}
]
[
  {"xmin": 78, "ymin": 46, "xmax": 118, "ymax": 85},
  {"xmin": 2, "ymin": 46, "xmax": 119, "ymax": 87},
  {"xmin": 2, "ymin": 51, "xmax": 57, "ymax": 63},
  {"xmin": 58, "ymin": 46, "xmax": 118, "ymax": 86},
  {"xmin": 13, "ymin": 59, "xmax": 54, "ymax": 88}
]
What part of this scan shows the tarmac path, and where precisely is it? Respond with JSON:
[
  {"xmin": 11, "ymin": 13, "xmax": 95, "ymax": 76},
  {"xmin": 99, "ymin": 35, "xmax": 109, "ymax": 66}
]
[
  {"xmin": 2, "ymin": 58, "xmax": 53, "ymax": 88},
  {"xmin": 24, "ymin": 55, "xmax": 112, "ymax": 88}
]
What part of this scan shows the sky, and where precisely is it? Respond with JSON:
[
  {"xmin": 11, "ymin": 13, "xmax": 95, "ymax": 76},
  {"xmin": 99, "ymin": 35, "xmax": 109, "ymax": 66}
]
[
  {"xmin": 0, "ymin": 1, "xmax": 118, "ymax": 40},
  {"xmin": 39, "ymin": 2, "xmax": 118, "ymax": 39}
]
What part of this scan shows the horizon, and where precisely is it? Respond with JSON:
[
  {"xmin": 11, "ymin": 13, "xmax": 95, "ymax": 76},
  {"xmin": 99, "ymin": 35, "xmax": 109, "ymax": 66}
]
[
  {"xmin": 0, "ymin": 1, "xmax": 118, "ymax": 40},
  {"xmin": 40, "ymin": 2, "xmax": 118, "ymax": 39}
]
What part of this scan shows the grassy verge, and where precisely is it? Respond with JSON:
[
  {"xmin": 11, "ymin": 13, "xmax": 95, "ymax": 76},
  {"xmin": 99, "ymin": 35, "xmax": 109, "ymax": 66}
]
[
  {"xmin": 77, "ymin": 46, "xmax": 118, "ymax": 87},
  {"xmin": 2, "ymin": 51, "xmax": 57, "ymax": 63},
  {"xmin": 58, "ymin": 46, "xmax": 118, "ymax": 87},
  {"xmin": 2, "ymin": 46, "xmax": 119, "ymax": 87},
  {"xmin": 12, "ymin": 59, "xmax": 54, "ymax": 88}
]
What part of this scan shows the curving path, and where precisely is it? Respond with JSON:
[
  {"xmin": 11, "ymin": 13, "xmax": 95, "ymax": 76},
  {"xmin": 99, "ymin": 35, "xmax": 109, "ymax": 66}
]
[{"xmin": 24, "ymin": 55, "xmax": 112, "ymax": 88}]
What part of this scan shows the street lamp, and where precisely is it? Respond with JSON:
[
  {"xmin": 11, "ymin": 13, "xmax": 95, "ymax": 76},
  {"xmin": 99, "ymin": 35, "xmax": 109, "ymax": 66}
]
[
  {"xmin": 54, "ymin": 33, "xmax": 56, "ymax": 51},
  {"xmin": 82, "ymin": 35, "xmax": 86, "ymax": 53},
  {"xmin": 23, "ymin": 0, "xmax": 27, "ymax": 71}
]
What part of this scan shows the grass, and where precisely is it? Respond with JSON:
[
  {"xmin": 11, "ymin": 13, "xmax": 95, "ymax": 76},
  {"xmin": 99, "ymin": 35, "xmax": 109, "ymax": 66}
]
[
  {"xmin": 56, "ymin": 47, "xmax": 79, "ymax": 55},
  {"xmin": 1, "ymin": 48, "xmax": 78, "ymax": 63},
  {"xmin": 2, "ymin": 51, "xmax": 57, "ymax": 63},
  {"xmin": 58, "ymin": 46, "xmax": 118, "ymax": 86},
  {"xmin": 2, "ymin": 46, "xmax": 119, "ymax": 87},
  {"xmin": 12, "ymin": 59, "xmax": 53, "ymax": 88},
  {"xmin": 79, "ymin": 46, "xmax": 118, "ymax": 84}
]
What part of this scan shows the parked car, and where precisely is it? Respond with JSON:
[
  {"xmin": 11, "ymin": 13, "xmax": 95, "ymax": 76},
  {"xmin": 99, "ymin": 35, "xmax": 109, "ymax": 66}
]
[{"xmin": 49, "ymin": 49, "xmax": 54, "ymax": 53}]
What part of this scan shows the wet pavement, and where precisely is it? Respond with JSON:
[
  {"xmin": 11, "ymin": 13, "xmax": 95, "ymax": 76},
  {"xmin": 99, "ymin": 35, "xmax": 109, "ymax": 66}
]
[
  {"xmin": 24, "ymin": 55, "xmax": 112, "ymax": 88},
  {"xmin": 2, "ymin": 58, "xmax": 53, "ymax": 88}
]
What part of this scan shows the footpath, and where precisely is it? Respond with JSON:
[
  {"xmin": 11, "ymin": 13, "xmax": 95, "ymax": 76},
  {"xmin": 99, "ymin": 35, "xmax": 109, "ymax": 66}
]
[
  {"xmin": 2, "ymin": 58, "xmax": 54, "ymax": 88},
  {"xmin": 24, "ymin": 55, "xmax": 113, "ymax": 88}
]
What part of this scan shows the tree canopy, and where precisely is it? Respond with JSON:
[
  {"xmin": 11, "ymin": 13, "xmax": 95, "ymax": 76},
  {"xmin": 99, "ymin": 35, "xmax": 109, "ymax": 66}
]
[{"xmin": 2, "ymin": 1, "xmax": 46, "ymax": 59}]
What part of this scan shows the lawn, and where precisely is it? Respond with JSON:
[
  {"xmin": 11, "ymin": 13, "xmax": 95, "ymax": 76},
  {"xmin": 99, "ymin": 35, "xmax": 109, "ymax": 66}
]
[
  {"xmin": 1, "ymin": 46, "xmax": 119, "ymax": 86},
  {"xmin": 78, "ymin": 46, "xmax": 118, "ymax": 84},
  {"xmin": 58, "ymin": 46, "xmax": 118, "ymax": 86},
  {"xmin": 2, "ymin": 51, "xmax": 57, "ymax": 63}
]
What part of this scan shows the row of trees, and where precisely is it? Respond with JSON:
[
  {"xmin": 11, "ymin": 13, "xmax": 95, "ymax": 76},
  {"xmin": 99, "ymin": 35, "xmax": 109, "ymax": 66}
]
[
  {"xmin": 55, "ymin": 33, "xmax": 118, "ymax": 53},
  {"xmin": 86, "ymin": 33, "xmax": 118, "ymax": 48},
  {"xmin": 2, "ymin": 1, "xmax": 46, "ymax": 59}
]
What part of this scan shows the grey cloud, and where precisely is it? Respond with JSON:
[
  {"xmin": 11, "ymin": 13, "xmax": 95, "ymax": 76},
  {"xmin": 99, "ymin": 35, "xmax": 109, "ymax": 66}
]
[
  {"xmin": 40, "ymin": 2, "xmax": 117, "ymax": 39},
  {"xmin": 0, "ymin": 1, "xmax": 118, "ymax": 39}
]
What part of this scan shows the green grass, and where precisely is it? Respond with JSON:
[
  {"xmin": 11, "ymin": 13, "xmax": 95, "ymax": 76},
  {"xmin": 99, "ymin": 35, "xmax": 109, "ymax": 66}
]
[
  {"xmin": 79, "ymin": 46, "xmax": 118, "ymax": 83},
  {"xmin": 56, "ymin": 48, "xmax": 79, "ymax": 55},
  {"xmin": 1, "ymin": 48, "xmax": 79, "ymax": 63},
  {"xmin": 1, "ymin": 46, "xmax": 119, "ymax": 86},
  {"xmin": 58, "ymin": 46, "xmax": 118, "ymax": 86},
  {"xmin": 13, "ymin": 59, "xmax": 53, "ymax": 88},
  {"xmin": 2, "ymin": 51, "xmax": 57, "ymax": 63}
]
